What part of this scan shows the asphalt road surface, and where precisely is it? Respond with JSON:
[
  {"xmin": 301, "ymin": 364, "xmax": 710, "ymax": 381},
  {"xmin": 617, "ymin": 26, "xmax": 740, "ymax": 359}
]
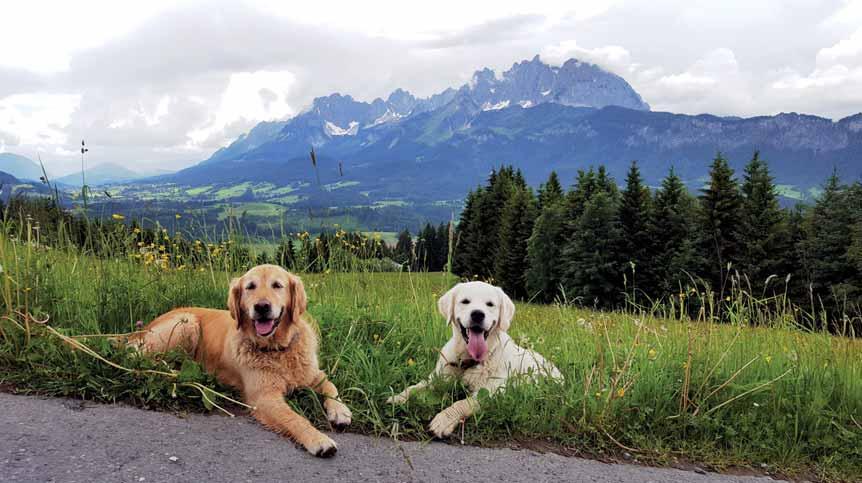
[{"xmin": 0, "ymin": 393, "xmax": 777, "ymax": 483}]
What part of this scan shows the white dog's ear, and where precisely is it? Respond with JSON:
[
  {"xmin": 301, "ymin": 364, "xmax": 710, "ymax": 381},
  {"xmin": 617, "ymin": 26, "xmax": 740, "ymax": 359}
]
[
  {"xmin": 438, "ymin": 284, "xmax": 459, "ymax": 324},
  {"xmin": 497, "ymin": 287, "xmax": 515, "ymax": 332}
]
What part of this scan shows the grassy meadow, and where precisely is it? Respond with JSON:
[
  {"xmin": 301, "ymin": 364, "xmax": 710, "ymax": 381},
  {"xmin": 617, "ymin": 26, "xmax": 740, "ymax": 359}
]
[{"xmin": 0, "ymin": 225, "xmax": 860, "ymax": 481}]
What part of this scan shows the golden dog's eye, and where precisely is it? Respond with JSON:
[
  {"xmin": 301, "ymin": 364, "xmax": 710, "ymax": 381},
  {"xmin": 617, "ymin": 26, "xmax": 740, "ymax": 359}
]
[
  {"xmin": 272, "ymin": 281, "xmax": 283, "ymax": 289},
  {"xmin": 246, "ymin": 282, "xmax": 256, "ymax": 290},
  {"xmin": 486, "ymin": 301, "xmax": 494, "ymax": 307},
  {"xmin": 460, "ymin": 299, "xmax": 470, "ymax": 304}
]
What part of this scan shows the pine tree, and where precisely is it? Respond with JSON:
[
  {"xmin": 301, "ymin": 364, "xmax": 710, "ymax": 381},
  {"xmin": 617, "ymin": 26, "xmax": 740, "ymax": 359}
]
[
  {"xmin": 619, "ymin": 161, "xmax": 654, "ymax": 294},
  {"xmin": 474, "ymin": 167, "xmax": 519, "ymax": 278},
  {"xmin": 738, "ymin": 151, "xmax": 791, "ymax": 290},
  {"xmin": 847, "ymin": 184, "xmax": 862, "ymax": 284},
  {"xmin": 526, "ymin": 198, "xmax": 567, "ymax": 302},
  {"xmin": 804, "ymin": 172, "xmax": 860, "ymax": 309},
  {"xmin": 495, "ymin": 188, "xmax": 537, "ymax": 299},
  {"xmin": 649, "ymin": 168, "xmax": 702, "ymax": 297},
  {"xmin": 562, "ymin": 190, "xmax": 625, "ymax": 307},
  {"xmin": 413, "ymin": 223, "xmax": 436, "ymax": 271},
  {"xmin": 537, "ymin": 171, "xmax": 564, "ymax": 210},
  {"xmin": 275, "ymin": 237, "xmax": 297, "ymax": 269},
  {"xmin": 435, "ymin": 222, "xmax": 450, "ymax": 272},
  {"xmin": 565, "ymin": 168, "xmax": 598, "ymax": 223},
  {"xmin": 527, "ymin": 171, "xmax": 569, "ymax": 301},
  {"xmin": 699, "ymin": 153, "xmax": 743, "ymax": 292},
  {"xmin": 453, "ymin": 188, "xmax": 482, "ymax": 276},
  {"xmin": 394, "ymin": 229, "xmax": 414, "ymax": 267}
]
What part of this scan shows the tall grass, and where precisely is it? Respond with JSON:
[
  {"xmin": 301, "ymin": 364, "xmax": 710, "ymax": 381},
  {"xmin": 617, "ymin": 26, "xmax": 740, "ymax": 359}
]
[{"xmin": 0, "ymin": 206, "xmax": 860, "ymax": 481}]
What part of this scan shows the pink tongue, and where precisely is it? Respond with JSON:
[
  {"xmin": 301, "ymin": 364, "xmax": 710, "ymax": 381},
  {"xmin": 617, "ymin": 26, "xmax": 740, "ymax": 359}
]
[
  {"xmin": 466, "ymin": 330, "xmax": 488, "ymax": 361},
  {"xmin": 255, "ymin": 320, "xmax": 275, "ymax": 336}
]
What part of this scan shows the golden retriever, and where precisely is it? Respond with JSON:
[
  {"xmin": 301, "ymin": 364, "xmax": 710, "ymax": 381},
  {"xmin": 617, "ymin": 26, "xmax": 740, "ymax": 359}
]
[
  {"xmin": 387, "ymin": 281, "xmax": 562, "ymax": 438},
  {"xmin": 131, "ymin": 264, "xmax": 351, "ymax": 457}
]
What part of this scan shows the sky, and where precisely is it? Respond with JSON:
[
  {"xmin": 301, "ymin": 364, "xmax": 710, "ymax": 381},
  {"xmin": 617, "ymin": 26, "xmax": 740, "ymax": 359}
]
[{"xmin": 1, "ymin": 0, "xmax": 861, "ymax": 176}]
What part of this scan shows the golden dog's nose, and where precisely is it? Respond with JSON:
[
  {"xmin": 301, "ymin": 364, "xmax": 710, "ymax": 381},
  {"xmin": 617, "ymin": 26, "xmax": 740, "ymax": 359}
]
[{"xmin": 254, "ymin": 301, "xmax": 271, "ymax": 315}]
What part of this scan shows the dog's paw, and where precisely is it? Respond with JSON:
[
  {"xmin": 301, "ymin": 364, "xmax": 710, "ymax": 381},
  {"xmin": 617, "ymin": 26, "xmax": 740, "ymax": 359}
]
[
  {"xmin": 325, "ymin": 400, "xmax": 352, "ymax": 430},
  {"xmin": 305, "ymin": 434, "xmax": 338, "ymax": 458},
  {"xmin": 386, "ymin": 392, "xmax": 408, "ymax": 405},
  {"xmin": 428, "ymin": 411, "xmax": 459, "ymax": 439}
]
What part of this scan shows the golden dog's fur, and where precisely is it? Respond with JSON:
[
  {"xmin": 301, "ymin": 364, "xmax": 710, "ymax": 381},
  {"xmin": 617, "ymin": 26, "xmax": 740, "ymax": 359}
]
[{"xmin": 131, "ymin": 264, "xmax": 351, "ymax": 457}]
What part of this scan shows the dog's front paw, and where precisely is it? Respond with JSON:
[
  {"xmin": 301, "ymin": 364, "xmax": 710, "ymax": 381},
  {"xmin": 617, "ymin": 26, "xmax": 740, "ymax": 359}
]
[
  {"xmin": 325, "ymin": 400, "xmax": 352, "ymax": 430},
  {"xmin": 386, "ymin": 392, "xmax": 408, "ymax": 405},
  {"xmin": 305, "ymin": 433, "xmax": 338, "ymax": 458},
  {"xmin": 429, "ymin": 411, "xmax": 459, "ymax": 439}
]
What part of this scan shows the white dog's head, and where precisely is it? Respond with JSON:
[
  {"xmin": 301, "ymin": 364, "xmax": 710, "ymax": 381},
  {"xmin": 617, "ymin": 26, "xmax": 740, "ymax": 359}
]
[{"xmin": 437, "ymin": 281, "xmax": 515, "ymax": 361}]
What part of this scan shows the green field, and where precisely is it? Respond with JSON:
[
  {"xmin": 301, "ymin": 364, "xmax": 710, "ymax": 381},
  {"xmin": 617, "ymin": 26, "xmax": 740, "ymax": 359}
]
[
  {"xmin": 216, "ymin": 202, "xmax": 285, "ymax": 220},
  {"xmin": 0, "ymin": 229, "xmax": 859, "ymax": 481}
]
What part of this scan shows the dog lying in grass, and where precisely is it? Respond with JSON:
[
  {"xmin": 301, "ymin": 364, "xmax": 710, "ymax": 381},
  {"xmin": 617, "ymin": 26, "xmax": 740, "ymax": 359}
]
[
  {"xmin": 387, "ymin": 281, "xmax": 563, "ymax": 438},
  {"xmin": 129, "ymin": 265, "xmax": 351, "ymax": 457}
]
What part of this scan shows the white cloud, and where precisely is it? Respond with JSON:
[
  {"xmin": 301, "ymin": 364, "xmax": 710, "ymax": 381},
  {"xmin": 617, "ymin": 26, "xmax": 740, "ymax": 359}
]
[
  {"xmin": 0, "ymin": 93, "xmax": 80, "ymax": 146},
  {"xmin": 187, "ymin": 70, "xmax": 296, "ymax": 148},
  {"xmin": 0, "ymin": 1, "xmax": 178, "ymax": 73},
  {"xmin": 816, "ymin": 27, "xmax": 862, "ymax": 65},
  {"xmin": 541, "ymin": 40, "xmax": 634, "ymax": 74},
  {"xmin": 770, "ymin": 28, "xmax": 862, "ymax": 111}
]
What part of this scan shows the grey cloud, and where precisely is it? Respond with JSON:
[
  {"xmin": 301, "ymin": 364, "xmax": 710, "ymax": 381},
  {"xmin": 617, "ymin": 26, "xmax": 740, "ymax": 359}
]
[
  {"xmin": 0, "ymin": 129, "xmax": 20, "ymax": 146},
  {"xmin": 0, "ymin": 67, "xmax": 46, "ymax": 98},
  {"xmin": 258, "ymin": 88, "xmax": 277, "ymax": 109},
  {"xmin": 419, "ymin": 14, "xmax": 547, "ymax": 49}
]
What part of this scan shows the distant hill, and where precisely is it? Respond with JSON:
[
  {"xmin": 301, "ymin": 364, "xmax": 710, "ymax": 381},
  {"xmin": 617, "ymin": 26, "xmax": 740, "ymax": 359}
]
[
  {"xmin": 0, "ymin": 169, "xmax": 54, "ymax": 200},
  {"xmin": 0, "ymin": 153, "xmax": 43, "ymax": 181},
  {"xmin": 57, "ymin": 163, "xmax": 166, "ymax": 186}
]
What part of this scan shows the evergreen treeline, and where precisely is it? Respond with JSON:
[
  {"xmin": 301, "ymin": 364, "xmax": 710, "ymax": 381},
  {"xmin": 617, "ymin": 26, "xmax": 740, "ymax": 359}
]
[
  {"xmin": 393, "ymin": 222, "xmax": 451, "ymax": 272},
  {"xmin": 453, "ymin": 155, "xmax": 862, "ymax": 325}
]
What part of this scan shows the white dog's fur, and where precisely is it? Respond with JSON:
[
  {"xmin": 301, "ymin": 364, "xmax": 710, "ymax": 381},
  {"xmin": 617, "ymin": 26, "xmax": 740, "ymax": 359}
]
[{"xmin": 387, "ymin": 281, "xmax": 563, "ymax": 438}]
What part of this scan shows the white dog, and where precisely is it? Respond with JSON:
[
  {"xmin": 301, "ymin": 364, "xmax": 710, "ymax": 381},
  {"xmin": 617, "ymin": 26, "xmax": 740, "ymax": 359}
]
[{"xmin": 387, "ymin": 281, "xmax": 563, "ymax": 438}]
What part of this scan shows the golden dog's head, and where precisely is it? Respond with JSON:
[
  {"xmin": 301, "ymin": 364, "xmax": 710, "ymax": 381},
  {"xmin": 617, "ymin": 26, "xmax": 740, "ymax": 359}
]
[
  {"xmin": 227, "ymin": 264, "xmax": 307, "ymax": 339},
  {"xmin": 437, "ymin": 281, "xmax": 515, "ymax": 362}
]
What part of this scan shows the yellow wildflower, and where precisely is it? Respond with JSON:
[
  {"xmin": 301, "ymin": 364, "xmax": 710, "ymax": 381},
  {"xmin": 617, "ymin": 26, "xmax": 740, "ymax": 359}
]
[{"xmin": 112, "ymin": 214, "xmax": 125, "ymax": 221}]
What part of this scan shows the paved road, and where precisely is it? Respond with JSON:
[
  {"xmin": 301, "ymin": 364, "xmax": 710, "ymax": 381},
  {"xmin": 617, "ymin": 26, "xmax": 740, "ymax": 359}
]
[{"xmin": 0, "ymin": 393, "xmax": 776, "ymax": 483}]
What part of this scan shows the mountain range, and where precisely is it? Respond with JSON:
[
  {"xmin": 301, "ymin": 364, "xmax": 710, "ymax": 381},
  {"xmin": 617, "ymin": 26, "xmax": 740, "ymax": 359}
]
[
  {"xmin": 3, "ymin": 55, "xmax": 861, "ymax": 230},
  {"xmin": 163, "ymin": 55, "xmax": 860, "ymax": 208}
]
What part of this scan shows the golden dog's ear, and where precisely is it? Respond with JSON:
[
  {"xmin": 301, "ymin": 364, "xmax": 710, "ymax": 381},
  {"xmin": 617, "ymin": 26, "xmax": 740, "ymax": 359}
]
[
  {"xmin": 287, "ymin": 273, "xmax": 308, "ymax": 324},
  {"xmin": 437, "ymin": 284, "xmax": 459, "ymax": 324},
  {"xmin": 227, "ymin": 277, "xmax": 244, "ymax": 329},
  {"xmin": 496, "ymin": 287, "xmax": 515, "ymax": 332}
]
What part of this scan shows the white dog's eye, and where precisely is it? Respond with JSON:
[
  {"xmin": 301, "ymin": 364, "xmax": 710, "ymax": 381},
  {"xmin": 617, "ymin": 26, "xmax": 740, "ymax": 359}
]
[
  {"xmin": 486, "ymin": 301, "xmax": 494, "ymax": 307},
  {"xmin": 272, "ymin": 281, "xmax": 283, "ymax": 289},
  {"xmin": 246, "ymin": 282, "xmax": 256, "ymax": 290},
  {"xmin": 460, "ymin": 299, "xmax": 470, "ymax": 305}
]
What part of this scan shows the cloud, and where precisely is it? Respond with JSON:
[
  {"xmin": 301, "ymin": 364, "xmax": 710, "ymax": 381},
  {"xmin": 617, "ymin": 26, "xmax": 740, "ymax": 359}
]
[
  {"xmin": 421, "ymin": 15, "xmax": 547, "ymax": 49},
  {"xmin": 541, "ymin": 40, "xmax": 634, "ymax": 74},
  {"xmin": 0, "ymin": 0, "xmax": 861, "ymax": 173},
  {"xmin": 816, "ymin": 27, "xmax": 862, "ymax": 65},
  {"xmin": 769, "ymin": 27, "xmax": 862, "ymax": 114},
  {"xmin": 187, "ymin": 70, "xmax": 296, "ymax": 149},
  {"xmin": 0, "ymin": 93, "xmax": 80, "ymax": 147}
]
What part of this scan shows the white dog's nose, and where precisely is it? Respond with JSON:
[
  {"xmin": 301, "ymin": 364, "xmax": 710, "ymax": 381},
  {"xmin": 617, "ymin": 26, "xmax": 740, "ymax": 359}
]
[{"xmin": 470, "ymin": 310, "xmax": 485, "ymax": 324}]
